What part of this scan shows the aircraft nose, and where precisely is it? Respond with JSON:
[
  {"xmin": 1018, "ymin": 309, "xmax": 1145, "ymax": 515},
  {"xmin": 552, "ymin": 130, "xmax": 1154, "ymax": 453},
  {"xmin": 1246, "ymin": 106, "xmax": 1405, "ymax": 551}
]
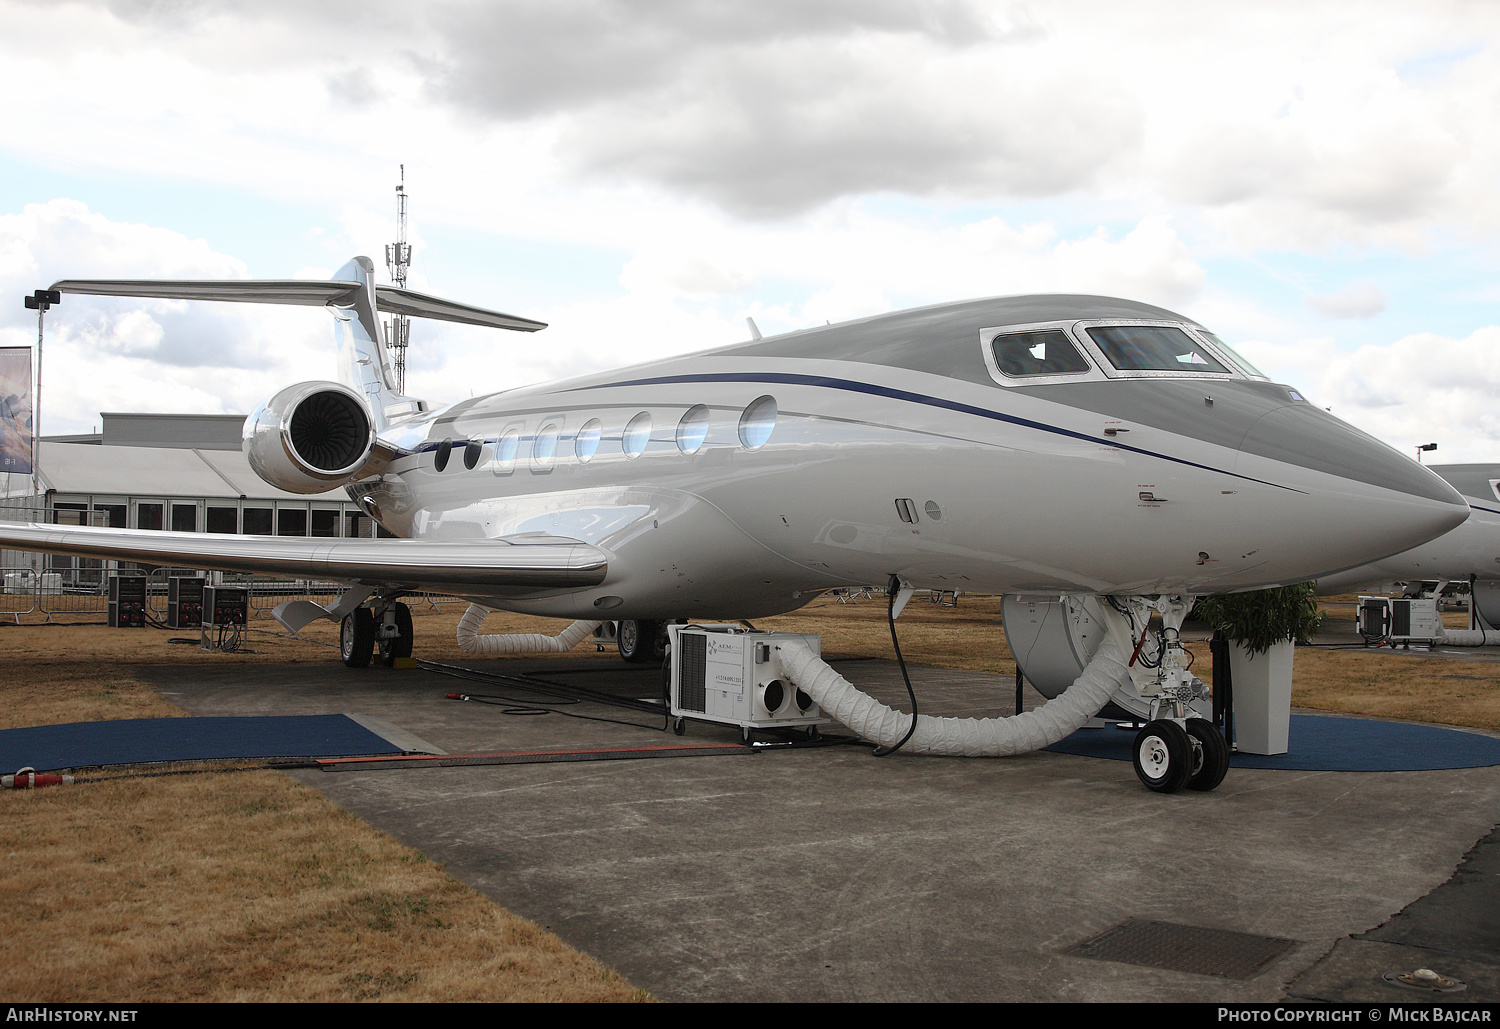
[{"xmin": 1238, "ymin": 404, "xmax": 1470, "ymax": 568}]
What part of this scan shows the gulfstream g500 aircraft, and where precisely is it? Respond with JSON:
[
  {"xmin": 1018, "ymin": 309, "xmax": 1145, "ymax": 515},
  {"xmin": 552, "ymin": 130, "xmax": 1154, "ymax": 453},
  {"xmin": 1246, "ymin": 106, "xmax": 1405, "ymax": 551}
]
[{"xmin": 1, "ymin": 256, "xmax": 1469, "ymax": 791}]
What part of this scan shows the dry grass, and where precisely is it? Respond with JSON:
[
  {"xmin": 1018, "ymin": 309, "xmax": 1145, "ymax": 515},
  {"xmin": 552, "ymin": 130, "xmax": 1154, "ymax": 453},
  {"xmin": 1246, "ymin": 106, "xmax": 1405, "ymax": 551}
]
[
  {"xmin": 0, "ymin": 612, "xmax": 647, "ymax": 1003},
  {"xmin": 0, "ymin": 765, "xmax": 646, "ymax": 1002}
]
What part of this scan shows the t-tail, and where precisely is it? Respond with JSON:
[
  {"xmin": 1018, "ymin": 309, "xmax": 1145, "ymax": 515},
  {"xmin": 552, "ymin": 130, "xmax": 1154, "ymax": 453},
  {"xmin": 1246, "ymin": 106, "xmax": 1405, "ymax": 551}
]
[{"xmin": 48, "ymin": 256, "xmax": 545, "ymax": 487}]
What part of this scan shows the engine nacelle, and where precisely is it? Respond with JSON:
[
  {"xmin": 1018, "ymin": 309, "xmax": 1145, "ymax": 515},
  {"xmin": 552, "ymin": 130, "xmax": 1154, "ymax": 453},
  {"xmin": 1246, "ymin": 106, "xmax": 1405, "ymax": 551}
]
[{"xmin": 244, "ymin": 381, "xmax": 378, "ymax": 495}]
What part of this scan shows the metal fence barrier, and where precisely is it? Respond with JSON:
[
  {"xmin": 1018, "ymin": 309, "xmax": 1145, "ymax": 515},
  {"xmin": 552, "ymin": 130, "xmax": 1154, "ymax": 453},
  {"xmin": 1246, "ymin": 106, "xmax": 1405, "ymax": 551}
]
[{"xmin": 0, "ymin": 565, "xmax": 468, "ymax": 624}]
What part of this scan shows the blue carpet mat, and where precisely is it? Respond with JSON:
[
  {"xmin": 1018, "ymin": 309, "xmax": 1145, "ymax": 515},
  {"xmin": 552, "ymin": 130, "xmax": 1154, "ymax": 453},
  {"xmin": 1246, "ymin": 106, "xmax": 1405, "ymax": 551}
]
[
  {"xmin": 1047, "ymin": 713, "xmax": 1500, "ymax": 771},
  {"xmin": 0, "ymin": 715, "xmax": 405, "ymax": 772}
]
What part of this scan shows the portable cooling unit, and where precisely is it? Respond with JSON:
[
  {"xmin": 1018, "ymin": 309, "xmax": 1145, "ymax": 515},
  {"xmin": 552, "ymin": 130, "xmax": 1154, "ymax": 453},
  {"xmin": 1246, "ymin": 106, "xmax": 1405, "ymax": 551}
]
[{"xmin": 667, "ymin": 625, "xmax": 828, "ymax": 736}]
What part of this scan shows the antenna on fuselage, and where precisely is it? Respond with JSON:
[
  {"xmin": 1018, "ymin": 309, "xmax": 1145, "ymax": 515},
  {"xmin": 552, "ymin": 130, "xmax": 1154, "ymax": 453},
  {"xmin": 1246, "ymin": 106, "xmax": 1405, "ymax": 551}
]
[{"xmin": 384, "ymin": 165, "xmax": 412, "ymax": 395}]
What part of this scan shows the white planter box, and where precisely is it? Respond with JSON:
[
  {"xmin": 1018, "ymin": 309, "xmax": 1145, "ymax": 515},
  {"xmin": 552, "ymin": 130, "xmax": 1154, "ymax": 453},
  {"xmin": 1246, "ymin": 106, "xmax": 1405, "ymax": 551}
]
[{"xmin": 1228, "ymin": 639, "xmax": 1294, "ymax": 755}]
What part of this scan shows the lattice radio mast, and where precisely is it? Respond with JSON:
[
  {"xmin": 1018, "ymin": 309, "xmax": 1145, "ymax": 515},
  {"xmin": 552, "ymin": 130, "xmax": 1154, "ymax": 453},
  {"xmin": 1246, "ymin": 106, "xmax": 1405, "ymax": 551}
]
[{"xmin": 384, "ymin": 165, "xmax": 412, "ymax": 394}]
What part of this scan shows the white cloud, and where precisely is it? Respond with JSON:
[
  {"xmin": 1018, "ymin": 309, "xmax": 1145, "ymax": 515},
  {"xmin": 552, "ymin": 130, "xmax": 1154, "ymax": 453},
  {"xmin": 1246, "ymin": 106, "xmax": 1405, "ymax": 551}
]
[
  {"xmin": 1235, "ymin": 326, "xmax": 1500, "ymax": 463},
  {"xmin": 0, "ymin": 200, "xmax": 333, "ymax": 434},
  {"xmin": 1305, "ymin": 282, "xmax": 1387, "ymax": 319}
]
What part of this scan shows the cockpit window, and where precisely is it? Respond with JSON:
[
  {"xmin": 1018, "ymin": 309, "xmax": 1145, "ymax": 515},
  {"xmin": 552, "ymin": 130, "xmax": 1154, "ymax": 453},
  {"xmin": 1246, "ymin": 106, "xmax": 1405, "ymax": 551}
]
[
  {"xmin": 1198, "ymin": 331, "xmax": 1268, "ymax": 378},
  {"xmin": 991, "ymin": 330, "xmax": 1092, "ymax": 377},
  {"xmin": 1086, "ymin": 325, "xmax": 1231, "ymax": 374}
]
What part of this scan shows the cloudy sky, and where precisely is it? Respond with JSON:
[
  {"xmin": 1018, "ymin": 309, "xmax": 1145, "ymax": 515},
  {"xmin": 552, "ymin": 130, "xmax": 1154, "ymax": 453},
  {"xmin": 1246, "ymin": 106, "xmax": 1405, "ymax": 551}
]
[{"xmin": 1, "ymin": 0, "xmax": 1498, "ymax": 460}]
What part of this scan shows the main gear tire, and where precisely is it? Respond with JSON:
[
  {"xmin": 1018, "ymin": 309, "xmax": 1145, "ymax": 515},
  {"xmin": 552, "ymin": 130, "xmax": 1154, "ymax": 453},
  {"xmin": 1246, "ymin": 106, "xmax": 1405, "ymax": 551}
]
[
  {"xmin": 340, "ymin": 608, "xmax": 375, "ymax": 668},
  {"xmin": 618, "ymin": 619, "xmax": 662, "ymax": 663}
]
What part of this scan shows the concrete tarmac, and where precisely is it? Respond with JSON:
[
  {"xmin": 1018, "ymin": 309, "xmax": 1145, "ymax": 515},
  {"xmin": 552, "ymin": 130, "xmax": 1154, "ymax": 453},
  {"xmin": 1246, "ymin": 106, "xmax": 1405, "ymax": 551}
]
[{"xmin": 143, "ymin": 655, "xmax": 1500, "ymax": 1003}]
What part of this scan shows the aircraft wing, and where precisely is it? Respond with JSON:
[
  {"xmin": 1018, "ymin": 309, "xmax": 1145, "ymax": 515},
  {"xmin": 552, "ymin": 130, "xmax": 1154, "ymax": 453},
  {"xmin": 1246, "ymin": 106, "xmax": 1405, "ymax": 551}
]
[
  {"xmin": 48, "ymin": 278, "xmax": 546, "ymax": 332},
  {"xmin": 0, "ymin": 524, "xmax": 607, "ymax": 592}
]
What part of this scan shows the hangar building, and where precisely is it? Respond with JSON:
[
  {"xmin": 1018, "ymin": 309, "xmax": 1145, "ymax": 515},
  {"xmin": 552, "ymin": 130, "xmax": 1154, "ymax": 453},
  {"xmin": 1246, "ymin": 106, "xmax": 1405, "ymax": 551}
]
[{"xmin": 0, "ymin": 412, "xmax": 390, "ymax": 582}]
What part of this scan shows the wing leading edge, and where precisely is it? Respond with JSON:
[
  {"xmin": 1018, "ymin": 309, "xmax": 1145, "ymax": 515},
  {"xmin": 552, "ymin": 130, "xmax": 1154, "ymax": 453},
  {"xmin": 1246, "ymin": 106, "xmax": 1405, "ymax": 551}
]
[{"xmin": 0, "ymin": 524, "xmax": 607, "ymax": 592}]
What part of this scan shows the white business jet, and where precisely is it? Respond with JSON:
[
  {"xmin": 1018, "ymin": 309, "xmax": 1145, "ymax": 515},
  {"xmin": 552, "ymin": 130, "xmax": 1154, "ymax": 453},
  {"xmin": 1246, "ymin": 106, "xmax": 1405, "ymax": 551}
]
[
  {"xmin": 1319, "ymin": 463, "xmax": 1500, "ymax": 627},
  {"xmin": 1, "ymin": 257, "xmax": 1469, "ymax": 791}
]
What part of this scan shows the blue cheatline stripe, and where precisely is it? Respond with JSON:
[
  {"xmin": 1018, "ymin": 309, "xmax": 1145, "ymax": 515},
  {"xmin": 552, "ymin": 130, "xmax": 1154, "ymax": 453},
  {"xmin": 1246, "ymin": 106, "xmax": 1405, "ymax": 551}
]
[{"xmin": 564, "ymin": 371, "xmax": 1305, "ymax": 493}]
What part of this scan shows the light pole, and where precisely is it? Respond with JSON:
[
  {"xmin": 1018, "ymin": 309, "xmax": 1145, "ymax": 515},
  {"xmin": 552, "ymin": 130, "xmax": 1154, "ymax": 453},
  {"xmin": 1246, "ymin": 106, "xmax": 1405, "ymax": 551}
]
[
  {"xmin": 22, "ymin": 289, "xmax": 59, "ymax": 508},
  {"xmin": 1416, "ymin": 443, "xmax": 1437, "ymax": 464}
]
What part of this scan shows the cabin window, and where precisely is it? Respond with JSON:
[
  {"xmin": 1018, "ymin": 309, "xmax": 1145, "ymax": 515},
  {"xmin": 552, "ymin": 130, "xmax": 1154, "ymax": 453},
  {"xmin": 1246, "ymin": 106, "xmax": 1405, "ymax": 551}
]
[
  {"xmin": 677, "ymin": 405, "xmax": 710, "ymax": 454},
  {"xmin": 738, "ymin": 396, "xmax": 777, "ymax": 449},
  {"xmin": 991, "ymin": 330, "xmax": 1091, "ymax": 377},
  {"xmin": 532, "ymin": 422, "xmax": 560, "ymax": 472},
  {"xmin": 492, "ymin": 428, "xmax": 520, "ymax": 476},
  {"xmin": 623, "ymin": 412, "xmax": 651, "ymax": 458},
  {"xmin": 1087, "ymin": 326, "xmax": 1231, "ymax": 374},
  {"xmin": 434, "ymin": 438, "xmax": 454, "ymax": 472},
  {"xmin": 576, "ymin": 419, "xmax": 602, "ymax": 462}
]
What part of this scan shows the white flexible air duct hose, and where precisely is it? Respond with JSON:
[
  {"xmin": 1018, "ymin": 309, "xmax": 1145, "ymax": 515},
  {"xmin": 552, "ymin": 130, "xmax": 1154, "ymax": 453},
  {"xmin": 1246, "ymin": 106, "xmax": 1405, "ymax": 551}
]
[
  {"xmin": 777, "ymin": 631, "xmax": 1132, "ymax": 757},
  {"xmin": 456, "ymin": 604, "xmax": 601, "ymax": 655},
  {"xmin": 1437, "ymin": 627, "xmax": 1495, "ymax": 646}
]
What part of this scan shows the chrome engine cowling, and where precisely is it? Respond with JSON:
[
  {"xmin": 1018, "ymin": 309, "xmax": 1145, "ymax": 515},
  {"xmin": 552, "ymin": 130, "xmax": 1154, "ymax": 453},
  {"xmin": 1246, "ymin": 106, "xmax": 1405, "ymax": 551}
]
[{"xmin": 244, "ymin": 381, "xmax": 378, "ymax": 494}]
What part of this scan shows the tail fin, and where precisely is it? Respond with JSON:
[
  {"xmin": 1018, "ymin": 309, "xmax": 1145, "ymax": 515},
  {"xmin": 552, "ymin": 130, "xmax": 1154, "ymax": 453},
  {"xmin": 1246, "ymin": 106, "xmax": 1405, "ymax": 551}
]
[{"xmin": 330, "ymin": 257, "xmax": 408, "ymax": 430}]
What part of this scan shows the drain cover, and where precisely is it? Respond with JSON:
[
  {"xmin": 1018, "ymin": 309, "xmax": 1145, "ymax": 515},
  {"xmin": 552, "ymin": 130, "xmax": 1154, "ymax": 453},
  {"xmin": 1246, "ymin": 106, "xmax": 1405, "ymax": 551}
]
[
  {"xmin": 1383, "ymin": 969, "xmax": 1466, "ymax": 993},
  {"xmin": 1067, "ymin": 919, "xmax": 1296, "ymax": 980}
]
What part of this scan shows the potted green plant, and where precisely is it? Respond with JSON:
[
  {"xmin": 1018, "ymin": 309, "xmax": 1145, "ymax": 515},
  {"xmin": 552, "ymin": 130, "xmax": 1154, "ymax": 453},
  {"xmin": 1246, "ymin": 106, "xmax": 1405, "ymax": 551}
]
[{"xmin": 1193, "ymin": 583, "xmax": 1323, "ymax": 755}]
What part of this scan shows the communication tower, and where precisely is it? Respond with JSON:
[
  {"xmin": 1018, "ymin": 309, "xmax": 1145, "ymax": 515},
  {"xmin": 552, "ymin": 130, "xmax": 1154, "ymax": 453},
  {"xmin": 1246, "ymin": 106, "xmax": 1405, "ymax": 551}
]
[{"xmin": 384, "ymin": 166, "xmax": 412, "ymax": 394}]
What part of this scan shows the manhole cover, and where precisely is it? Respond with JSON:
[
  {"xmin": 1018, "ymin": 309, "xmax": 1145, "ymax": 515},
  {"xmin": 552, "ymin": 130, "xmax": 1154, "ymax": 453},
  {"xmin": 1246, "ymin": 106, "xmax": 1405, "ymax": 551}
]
[{"xmin": 1066, "ymin": 919, "xmax": 1296, "ymax": 979}]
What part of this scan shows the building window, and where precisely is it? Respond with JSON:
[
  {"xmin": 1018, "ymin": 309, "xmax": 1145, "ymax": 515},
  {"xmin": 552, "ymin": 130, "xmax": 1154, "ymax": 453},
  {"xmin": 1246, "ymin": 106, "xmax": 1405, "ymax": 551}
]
[
  {"xmin": 243, "ymin": 508, "xmax": 273, "ymax": 535},
  {"xmin": 171, "ymin": 504, "xmax": 197, "ymax": 533},
  {"xmin": 311, "ymin": 509, "xmax": 339, "ymax": 537},
  {"xmin": 207, "ymin": 507, "xmax": 238, "ymax": 534},
  {"xmin": 276, "ymin": 508, "xmax": 307, "ymax": 537}
]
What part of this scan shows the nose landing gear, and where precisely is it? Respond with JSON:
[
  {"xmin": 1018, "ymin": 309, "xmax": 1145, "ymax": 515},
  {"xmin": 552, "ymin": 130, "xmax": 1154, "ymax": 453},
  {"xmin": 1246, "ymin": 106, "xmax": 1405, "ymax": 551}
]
[{"xmin": 1132, "ymin": 717, "xmax": 1230, "ymax": 793}]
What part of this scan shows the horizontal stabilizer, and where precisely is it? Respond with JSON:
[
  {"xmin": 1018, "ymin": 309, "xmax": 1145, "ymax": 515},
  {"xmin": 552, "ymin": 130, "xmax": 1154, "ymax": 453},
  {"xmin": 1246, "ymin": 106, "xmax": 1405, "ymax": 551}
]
[
  {"xmin": 375, "ymin": 286, "xmax": 545, "ymax": 331},
  {"xmin": 0, "ymin": 524, "xmax": 606, "ymax": 592},
  {"xmin": 49, "ymin": 276, "xmax": 545, "ymax": 332}
]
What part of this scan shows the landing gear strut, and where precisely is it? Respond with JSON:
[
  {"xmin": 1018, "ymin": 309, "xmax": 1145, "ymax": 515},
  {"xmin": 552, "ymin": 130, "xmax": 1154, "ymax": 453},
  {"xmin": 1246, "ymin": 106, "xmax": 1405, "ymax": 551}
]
[
  {"xmin": 340, "ymin": 599, "xmax": 413, "ymax": 668},
  {"xmin": 378, "ymin": 602, "xmax": 413, "ymax": 666}
]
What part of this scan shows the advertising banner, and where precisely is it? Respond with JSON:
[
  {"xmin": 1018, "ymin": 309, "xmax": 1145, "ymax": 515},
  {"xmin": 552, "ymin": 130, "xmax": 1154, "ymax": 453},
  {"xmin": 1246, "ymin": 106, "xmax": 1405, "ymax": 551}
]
[{"xmin": 0, "ymin": 347, "xmax": 34, "ymax": 474}]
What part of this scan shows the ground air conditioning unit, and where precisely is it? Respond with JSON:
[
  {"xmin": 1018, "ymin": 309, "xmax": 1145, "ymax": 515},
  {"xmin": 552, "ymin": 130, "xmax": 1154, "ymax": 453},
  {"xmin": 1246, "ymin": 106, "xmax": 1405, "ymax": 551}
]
[
  {"xmin": 667, "ymin": 624, "xmax": 828, "ymax": 740},
  {"xmin": 1359, "ymin": 596, "xmax": 1442, "ymax": 648}
]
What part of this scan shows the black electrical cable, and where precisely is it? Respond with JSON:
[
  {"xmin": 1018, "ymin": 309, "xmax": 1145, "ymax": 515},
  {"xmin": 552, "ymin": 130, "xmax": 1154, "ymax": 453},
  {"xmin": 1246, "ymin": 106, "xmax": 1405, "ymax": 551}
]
[
  {"xmin": 872, "ymin": 574, "xmax": 919, "ymax": 757},
  {"xmin": 422, "ymin": 661, "xmax": 671, "ymax": 732}
]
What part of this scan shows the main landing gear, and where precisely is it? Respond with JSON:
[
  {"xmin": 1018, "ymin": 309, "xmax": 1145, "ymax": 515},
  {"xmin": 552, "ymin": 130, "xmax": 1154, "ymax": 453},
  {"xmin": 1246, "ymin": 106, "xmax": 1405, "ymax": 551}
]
[
  {"xmin": 1132, "ymin": 717, "xmax": 1230, "ymax": 793},
  {"xmin": 617, "ymin": 619, "xmax": 665, "ymax": 663},
  {"xmin": 340, "ymin": 600, "xmax": 413, "ymax": 668}
]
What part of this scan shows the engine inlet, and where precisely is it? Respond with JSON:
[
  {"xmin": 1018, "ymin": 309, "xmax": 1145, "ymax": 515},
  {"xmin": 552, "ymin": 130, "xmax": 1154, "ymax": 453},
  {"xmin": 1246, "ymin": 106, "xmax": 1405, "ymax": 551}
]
[{"xmin": 288, "ymin": 390, "xmax": 371, "ymax": 472}]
